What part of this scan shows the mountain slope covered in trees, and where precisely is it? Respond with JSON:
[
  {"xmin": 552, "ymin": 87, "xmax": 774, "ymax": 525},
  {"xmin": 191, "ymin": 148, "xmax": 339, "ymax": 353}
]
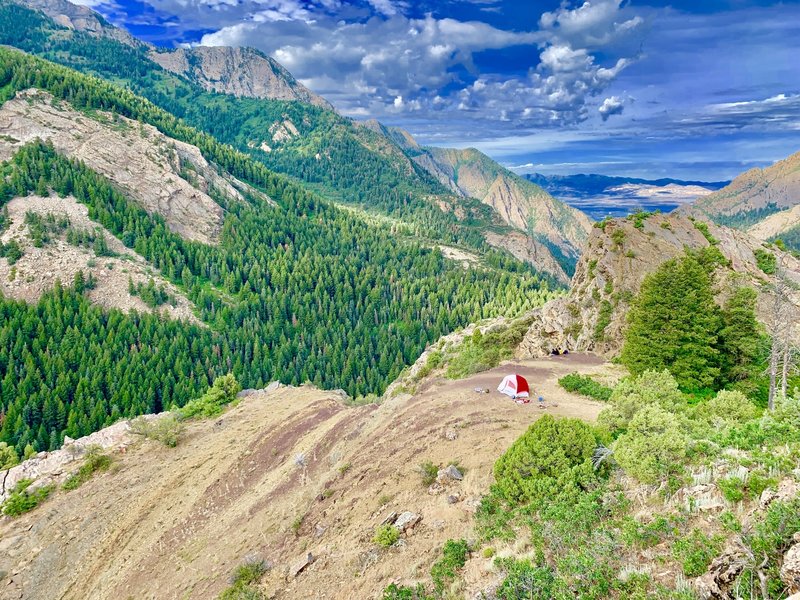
[{"xmin": 0, "ymin": 48, "xmax": 558, "ymax": 453}]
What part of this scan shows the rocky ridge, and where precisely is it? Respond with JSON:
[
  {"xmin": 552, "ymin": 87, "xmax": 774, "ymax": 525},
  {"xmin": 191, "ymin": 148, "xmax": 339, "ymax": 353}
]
[
  {"xmin": 516, "ymin": 212, "xmax": 800, "ymax": 359},
  {"xmin": 149, "ymin": 46, "xmax": 333, "ymax": 109},
  {"xmin": 0, "ymin": 362, "xmax": 608, "ymax": 599}
]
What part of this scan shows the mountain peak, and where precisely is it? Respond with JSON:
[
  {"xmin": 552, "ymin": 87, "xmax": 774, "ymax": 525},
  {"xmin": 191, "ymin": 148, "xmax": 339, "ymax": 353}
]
[
  {"xmin": 11, "ymin": 0, "xmax": 140, "ymax": 45},
  {"xmin": 149, "ymin": 46, "xmax": 333, "ymax": 109}
]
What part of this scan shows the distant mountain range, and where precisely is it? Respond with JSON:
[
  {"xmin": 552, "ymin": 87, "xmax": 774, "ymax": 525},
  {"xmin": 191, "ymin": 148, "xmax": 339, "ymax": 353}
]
[{"xmin": 526, "ymin": 173, "xmax": 730, "ymax": 220}]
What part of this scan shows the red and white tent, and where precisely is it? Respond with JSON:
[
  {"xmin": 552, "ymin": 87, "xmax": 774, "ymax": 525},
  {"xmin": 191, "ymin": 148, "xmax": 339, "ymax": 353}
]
[{"xmin": 497, "ymin": 374, "xmax": 530, "ymax": 399}]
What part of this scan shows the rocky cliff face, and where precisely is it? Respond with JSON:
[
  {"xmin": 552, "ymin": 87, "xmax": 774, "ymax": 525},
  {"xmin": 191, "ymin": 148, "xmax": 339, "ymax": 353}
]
[
  {"xmin": 690, "ymin": 150, "xmax": 800, "ymax": 240},
  {"xmin": 517, "ymin": 213, "xmax": 800, "ymax": 359},
  {"xmin": 149, "ymin": 46, "xmax": 333, "ymax": 109}
]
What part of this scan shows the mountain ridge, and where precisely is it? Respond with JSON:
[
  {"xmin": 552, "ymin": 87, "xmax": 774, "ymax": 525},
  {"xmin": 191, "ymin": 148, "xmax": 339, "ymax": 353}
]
[{"xmin": 688, "ymin": 150, "xmax": 800, "ymax": 247}]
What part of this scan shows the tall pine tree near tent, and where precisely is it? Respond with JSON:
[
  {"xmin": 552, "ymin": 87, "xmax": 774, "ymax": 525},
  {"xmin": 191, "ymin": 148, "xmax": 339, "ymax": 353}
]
[{"xmin": 621, "ymin": 252, "xmax": 721, "ymax": 390}]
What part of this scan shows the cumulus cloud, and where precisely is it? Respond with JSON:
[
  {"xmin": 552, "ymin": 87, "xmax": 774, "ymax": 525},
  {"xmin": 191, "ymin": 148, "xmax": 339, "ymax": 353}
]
[
  {"xmin": 111, "ymin": 0, "xmax": 645, "ymax": 129},
  {"xmin": 599, "ymin": 96, "xmax": 624, "ymax": 121}
]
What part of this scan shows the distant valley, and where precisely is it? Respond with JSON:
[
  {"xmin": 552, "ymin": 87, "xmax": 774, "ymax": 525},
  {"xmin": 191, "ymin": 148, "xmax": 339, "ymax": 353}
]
[{"xmin": 526, "ymin": 172, "xmax": 729, "ymax": 220}]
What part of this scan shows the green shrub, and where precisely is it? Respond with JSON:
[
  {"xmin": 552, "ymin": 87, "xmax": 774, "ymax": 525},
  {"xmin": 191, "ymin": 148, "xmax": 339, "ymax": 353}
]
[
  {"xmin": 474, "ymin": 490, "xmax": 517, "ymax": 542},
  {"xmin": 672, "ymin": 529, "xmax": 722, "ymax": 577},
  {"xmin": 754, "ymin": 248, "xmax": 777, "ymax": 274},
  {"xmin": 1, "ymin": 479, "xmax": 54, "ymax": 516},
  {"xmin": 698, "ymin": 390, "xmax": 759, "ymax": 427},
  {"xmin": 737, "ymin": 498, "xmax": 800, "ymax": 597},
  {"xmin": 178, "ymin": 373, "xmax": 241, "ymax": 420},
  {"xmin": 373, "ymin": 524, "xmax": 400, "ymax": 548},
  {"xmin": 593, "ymin": 300, "xmax": 614, "ymax": 341},
  {"xmin": 430, "ymin": 539, "xmax": 469, "ymax": 594},
  {"xmin": 0, "ymin": 441, "xmax": 19, "ymax": 469},
  {"xmin": 418, "ymin": 461, "xmax": 439, "ymax": 487},
  {"xmin": 613, "ymin": 405, "xmax": 687, "ymax": 484},
  {"xmin": 599, "ymin": 370, "xmax": 685, "ymax": 435},
  {"xmin": 558, "ymin": 373, "xmax": 613, "ymax": 401},
  {"xmin": 717, "ymin": 476, "xmax": 745, "ymax": 502},
  {"xmin": 493, "ymin": 415, "xmax": 603, "ymax": 506},
  {"xmin": 494, "ymin": 558, "xmax": 567, "ymax": 600},
  {"xmin": 130, "ymin": 414, "xmax": 184, "ymax": 447},
  {"xmin": 621, "ymin": 515, "xmax": 677, "ymax": 548},
  {"xmin": 611, "ymin": 228, "xmax": 626, "ymax": 249},
  {"xmin": 445, "ymin": 318, "xmax": 532, "ymax": 379},
  {"xmin": 62, "ymin": 447, "xmax": 112, "ymax": 491},
  {"xmin": 719, "ymin": 510, "xmax": 741, "ymax": 533},
  {"xmin": 691, "ymin": 219, "xmax": 719, "ymax": 245},
  {"xmin": 381, "ymin": 583, "xmax": 432, "ymax": 600},
  {"xmin": 218, "ymin": 558, "xmax": 268, "ymax": 600}
]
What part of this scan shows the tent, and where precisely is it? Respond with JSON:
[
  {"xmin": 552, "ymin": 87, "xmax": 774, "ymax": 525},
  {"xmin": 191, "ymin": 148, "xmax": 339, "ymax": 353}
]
[{"xmin": 497, "ymin": 374, "xmax": 530, "ymax": 399}]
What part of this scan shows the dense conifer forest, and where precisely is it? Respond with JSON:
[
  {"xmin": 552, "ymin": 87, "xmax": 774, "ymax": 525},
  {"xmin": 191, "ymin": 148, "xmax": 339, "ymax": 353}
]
[{"xmin": 0, "ymin": 50, "xmax": 557, "ymax": 452}]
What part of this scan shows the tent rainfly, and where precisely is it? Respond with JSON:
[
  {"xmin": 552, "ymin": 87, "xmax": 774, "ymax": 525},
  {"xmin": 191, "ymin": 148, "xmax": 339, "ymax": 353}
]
[{"xmin": 497, "ymin": 374, "xmax": 530, "ymax": 399}]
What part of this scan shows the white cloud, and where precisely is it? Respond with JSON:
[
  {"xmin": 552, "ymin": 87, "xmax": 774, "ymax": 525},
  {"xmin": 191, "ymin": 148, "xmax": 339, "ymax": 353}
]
[{"xmin": 599, "ymin": 96, "xmax": 624, "ymax": 121}]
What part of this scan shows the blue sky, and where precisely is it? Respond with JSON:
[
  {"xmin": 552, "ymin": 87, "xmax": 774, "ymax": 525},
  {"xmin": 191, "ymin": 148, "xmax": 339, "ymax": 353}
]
[{"xmin": 81, "ymin": 0, "xmax": 800, "ymax": 181}]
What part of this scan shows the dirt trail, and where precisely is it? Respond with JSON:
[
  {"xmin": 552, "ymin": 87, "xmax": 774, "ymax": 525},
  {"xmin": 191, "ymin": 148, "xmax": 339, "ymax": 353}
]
[{"xmin": 0, "ymin": 353, "xmax": 619, "ymax": 600}]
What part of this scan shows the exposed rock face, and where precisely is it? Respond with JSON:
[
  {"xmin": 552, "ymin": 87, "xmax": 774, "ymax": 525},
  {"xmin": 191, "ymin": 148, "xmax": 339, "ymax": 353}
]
[
  {"xmin": 149, "ymin": 46, "xmax": 333, "ymax": 109},
  {"xmin": 13, "ymin": 0, "xmax": 331, "ymax": 109},
  {"xmin": 0, "ymin": 415, "xmax": 154, "ymax": 502},
  {"xmin": 517, "ymin": 213, "xmax": 800, "ymax": 359},
  {"xmin": 695, "ymin": 544, "xmax": 748, "ymax": 600},
  {"xmin": 483, "ymin": 230, "xmax": 568, "ymax": 282},
  {"xmin": 690, "ymin": 150, "xmax": 800, "ymax": 240},
  {"xmin": 0, "ymin": 89, "xmax": 256, "ymax": 244}
]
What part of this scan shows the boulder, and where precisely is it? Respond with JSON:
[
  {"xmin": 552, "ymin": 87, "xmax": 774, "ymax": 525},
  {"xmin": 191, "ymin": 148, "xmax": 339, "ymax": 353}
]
[
  {"xmin": 264, "ymin": 381, "xmax": 283, "ymax": 394},
  {"xmin": 782, "ymin": 542, "xmax": 800, "ymax": 594},
  {"xmin": 759, "ymin": 479, "xmax": 799, "ymax": 509},
  {"xmin": 289, "ymin": 553, "xmax": 314, "ymax": 579},
  {"xmin": 380, "ymin": 512, "xmax": 398, "ymax": 526},
  {"xmin": 437, "ymin": 465, "xmax": 463, "ymax": 483},
  {"xmin": 695, "ymin": 547, "xmax": 747, "ymax": 600},
  {"xmin": 444, "ymin": 428, "xmax": 458, "ymax": 441},
  {"xmin": 394, "ymin": 512, "xmax": 421, "ymax": 532}
]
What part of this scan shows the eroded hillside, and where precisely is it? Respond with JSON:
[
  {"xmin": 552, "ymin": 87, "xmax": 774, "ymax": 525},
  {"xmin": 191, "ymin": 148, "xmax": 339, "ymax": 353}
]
[{"xmin": 0, "ymin": 355, "xmax": 611, "ymax": 600}]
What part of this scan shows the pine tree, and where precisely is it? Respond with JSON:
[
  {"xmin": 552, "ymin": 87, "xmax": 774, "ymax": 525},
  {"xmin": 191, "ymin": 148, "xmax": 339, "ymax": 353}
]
[{"xmin": 622, "ymin": 252, "xmax": 721, "ymax": 390}]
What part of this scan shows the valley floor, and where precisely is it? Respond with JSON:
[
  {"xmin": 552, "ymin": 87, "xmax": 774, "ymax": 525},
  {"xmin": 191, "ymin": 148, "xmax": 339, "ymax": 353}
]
[{"xmin": 0, "ymin": 353, "xmax": 620, "ymax": 600}]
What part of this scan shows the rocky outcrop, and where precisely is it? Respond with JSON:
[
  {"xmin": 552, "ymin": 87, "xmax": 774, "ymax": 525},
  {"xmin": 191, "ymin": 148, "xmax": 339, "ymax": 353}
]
[
  {"xmin": 149, "ymin": 46, "xmax": 332, "ymax": 109},
  {"xmin": 0, "ymin": 89, "xmax": 261, "ymax": 244},
  {"xmin": 517, "ymin": 213, "xmax": 800, "ymax": 359},
  {"xmin": 695, "ymin": 543, "xmax": 748, "ymax": 600},
  {"xmin": 0, "ymin": 416, "xmax": 152, "ymax": 502}
]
